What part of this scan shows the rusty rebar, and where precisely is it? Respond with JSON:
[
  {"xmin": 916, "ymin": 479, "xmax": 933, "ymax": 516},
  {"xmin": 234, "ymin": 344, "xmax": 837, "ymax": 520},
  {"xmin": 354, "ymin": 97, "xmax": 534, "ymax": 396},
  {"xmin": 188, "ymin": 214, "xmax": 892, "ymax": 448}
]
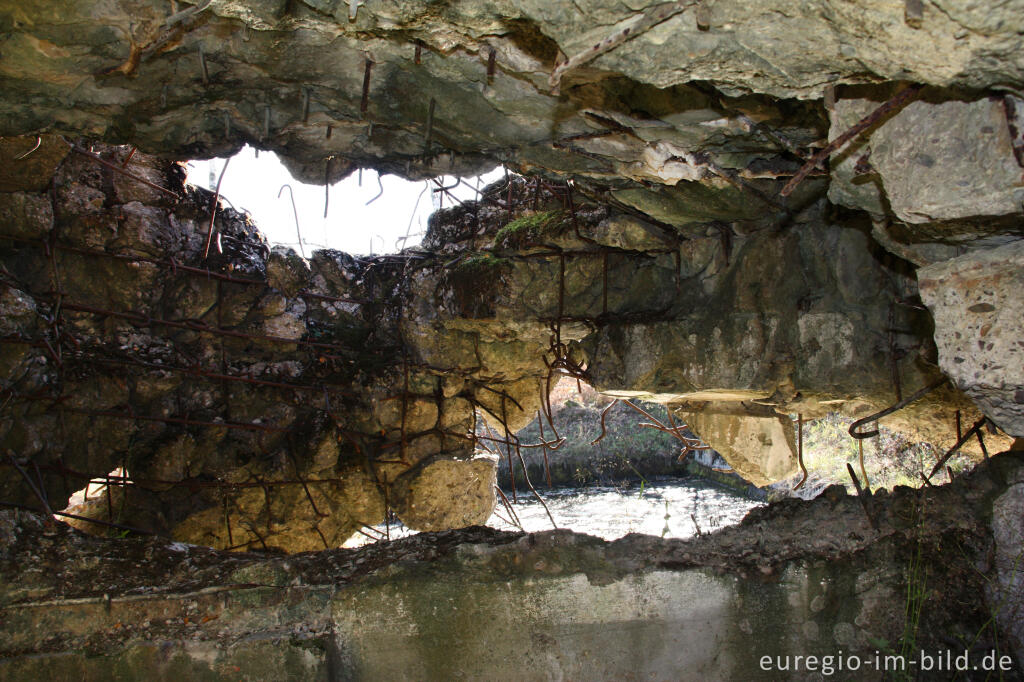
[
  {"xmin": 846, "ymin": 463, "xmax": 878, "ymax": 530},
  {"xmin": 360, "ymin": 58, "xmax": 373, "ymax": 118},
  {"xmin": 927, "ymin": 417, "xmax": 988, "ymax": 479},
  {"xmin": 277, "ymin": 184, "xmax": 306, "ymax": 258},
  {"xmin": 5, "ymin": 452, "xmax": 53, "ymax": 517},
  {"xmin": 849, "ymin": 377, "xmax": 948, "ymax": 439},
  {"xmin": 549, "ymin": 1, "xmax": 696, "ymax": 91},
  {"xmin": 590, "ymin": 400, "xmax": 618, "ymax": 445},
  {"xmin": 494, "ymin": 485, "xmax": 522, "ymax": 531},
  {"xmin": 1, "ymin": 388, "xmax": 290, "ymax": 433},
  {"xmin": 536, "ymin": 409, "xmax": 553, "ymax": 487},
  {"xmin": 781, "ymin": 84, "xmax": 924, "ymax": 197},
  {"xmin": 48, "ymin": 300, "xmax": 349, "ymax": 353},
  {"xmin": 486, "ymin": 47, "xmax": 496, "ymax": 84},
  {"xmin": 858, "ymin": 438, "xmax": 871, "ymax": 492},
  {"xmin": 14, "ymin": 137, "xmax": 42, "ymax": 160},
  {"xmin": 499, "ymin": 395, "xmax": 517, "ymax": 502},
  {"xmin": 0, "ymin": 500, "xmax": 160, "ymax": 536},
  {"xmin": 513, "ymin": 443, "xmax": 558, "ymax": 530},
  {"xmin": 0, "ymin": 339, "xmax": 353, "ymax": 397},
  {"xmin": 423, "ymin": 98, "xmax": 436, "ymax": 154},
  {"xmin": 621, "ymin": 400, "xmax": 707, "ymax": 454}
]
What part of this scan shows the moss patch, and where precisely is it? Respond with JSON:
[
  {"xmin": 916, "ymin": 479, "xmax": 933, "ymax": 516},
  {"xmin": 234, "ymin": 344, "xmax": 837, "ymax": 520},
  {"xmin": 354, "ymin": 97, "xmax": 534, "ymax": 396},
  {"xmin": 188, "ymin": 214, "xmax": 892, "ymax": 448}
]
[
  {"xmin": 443, "ymin": 253, "xmax": 512, "ymax": 318},
  {"xmin": 494, "ymin": 210, "xmax": 566, "ymax": 249}
]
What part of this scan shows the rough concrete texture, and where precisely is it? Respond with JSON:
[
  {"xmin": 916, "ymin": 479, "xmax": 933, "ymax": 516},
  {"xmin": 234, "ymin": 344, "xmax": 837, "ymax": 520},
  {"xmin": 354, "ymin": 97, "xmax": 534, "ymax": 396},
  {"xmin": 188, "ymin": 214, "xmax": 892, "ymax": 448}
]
[
  {"xmin": 0, "ymin": 139, "xmax": 1013, "ymax": 549},
  {"xmin": 826, "ymin": 87, "xmax": 1024, "ymax": 269},
  {"xmin": 918, "ymin": 239, "xmax": 1024, "ymax": 437},
  {"xmin": 390, "ymin": 453, "xmax": 498, "ymax": 531},
  {"xmin": 1, "ymin": 452, "xmax": 1022, "ymax": 680},
  {"xmin": 1, "ymin": 0, "xmax": 1024, "ymax": 543}
]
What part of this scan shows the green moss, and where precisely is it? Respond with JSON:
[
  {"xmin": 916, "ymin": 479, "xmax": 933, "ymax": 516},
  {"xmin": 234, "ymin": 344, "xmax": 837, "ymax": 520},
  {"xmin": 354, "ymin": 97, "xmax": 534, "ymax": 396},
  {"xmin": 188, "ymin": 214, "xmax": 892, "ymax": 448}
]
[
  {"xmin": 494, "ymin": 210, "xmax": 565, "ymax": 249},
  {"xmin": 452, "ymin": 252, "xmax": 509, "ymax": 277},
  {"xmin": 443, "ymin": 253, "xmax": 512, "ymax": 318}
]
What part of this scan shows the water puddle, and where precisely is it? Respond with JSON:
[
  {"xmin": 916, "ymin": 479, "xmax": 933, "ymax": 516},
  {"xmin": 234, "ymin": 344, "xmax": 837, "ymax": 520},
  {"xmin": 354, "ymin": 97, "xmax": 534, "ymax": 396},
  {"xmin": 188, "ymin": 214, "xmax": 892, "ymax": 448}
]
[{"xmin": 353, "ymin": 478, "xmax": 762, "ymax": 546}]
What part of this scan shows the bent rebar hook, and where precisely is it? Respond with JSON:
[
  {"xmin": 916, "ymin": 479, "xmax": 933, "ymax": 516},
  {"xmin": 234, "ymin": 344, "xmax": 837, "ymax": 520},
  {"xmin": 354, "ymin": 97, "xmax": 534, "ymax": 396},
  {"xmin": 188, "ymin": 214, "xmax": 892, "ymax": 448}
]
[{"xmin": 848, "ymin": 377, "xmax": 949, "ymax": 439}]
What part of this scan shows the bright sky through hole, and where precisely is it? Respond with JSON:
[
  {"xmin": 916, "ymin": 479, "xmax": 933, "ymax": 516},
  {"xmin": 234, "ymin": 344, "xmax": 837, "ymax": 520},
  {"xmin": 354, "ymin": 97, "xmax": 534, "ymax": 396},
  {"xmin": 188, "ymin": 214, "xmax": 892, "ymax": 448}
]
[{"xmin": 188, "ymin": 146, "xmax": 503, "ymax": 256}]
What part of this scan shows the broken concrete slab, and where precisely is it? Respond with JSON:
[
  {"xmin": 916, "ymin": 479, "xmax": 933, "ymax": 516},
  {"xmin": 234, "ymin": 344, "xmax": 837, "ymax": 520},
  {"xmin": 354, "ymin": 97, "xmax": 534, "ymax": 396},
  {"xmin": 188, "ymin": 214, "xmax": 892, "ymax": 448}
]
[
  {"xmin": 675, "ymin": 402, "xmax": 799, "ymax": 486},
  {"xmin": 919, "ymin": 239, "xmax": 1024, "ymax": 437}
]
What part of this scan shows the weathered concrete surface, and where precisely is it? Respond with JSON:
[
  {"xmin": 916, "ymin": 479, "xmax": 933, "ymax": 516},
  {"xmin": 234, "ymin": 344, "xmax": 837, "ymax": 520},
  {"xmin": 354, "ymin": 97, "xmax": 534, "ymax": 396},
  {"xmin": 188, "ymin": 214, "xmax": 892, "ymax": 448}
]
[
  {"xmin": 830, "ymin": 92, "xmax": 1024, "ymax": 228},
  {"xmin": 0, "ymin": 0, "xmax": 1022, "ymax": 523},
  {"xmin": 390, "ymin": 453, "xmax": 499, "ymax": 531},
  {"xmin": 1, "ymin": 140, "xmax": 1013, "ymax": 549},
  {"xmin": 1, "ymin": 452, "xmax": 1022, "ymax": 680},
  {"xmin": 919, "ymin": 239, "xmax": 1024, "ymax": 438},
  {"xmin": 2, "ymin": 0, "xmax": 1023, "ymax": 181},
  {"xmin": 991, "ymin": 463, "xmax": 1024, "ymax": 667}
]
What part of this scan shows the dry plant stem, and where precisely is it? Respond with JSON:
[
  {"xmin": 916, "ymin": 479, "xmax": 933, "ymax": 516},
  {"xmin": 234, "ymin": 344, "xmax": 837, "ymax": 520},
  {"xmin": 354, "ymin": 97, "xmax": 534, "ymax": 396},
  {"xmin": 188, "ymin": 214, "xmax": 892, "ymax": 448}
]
[
  {"xmin": 494, "ymin": 486, "xmax": 522, "ymax": 531},
  {"xmin": 795, "ymin": 413, "xmax": 808, "ymax": 491},
  {"xmin": 203, "ymin": 156, "xmax": 231, "ymax": 259},
  {"xmin": 780, "ymin": 83, "xmax": 924, "ymax": 197}
]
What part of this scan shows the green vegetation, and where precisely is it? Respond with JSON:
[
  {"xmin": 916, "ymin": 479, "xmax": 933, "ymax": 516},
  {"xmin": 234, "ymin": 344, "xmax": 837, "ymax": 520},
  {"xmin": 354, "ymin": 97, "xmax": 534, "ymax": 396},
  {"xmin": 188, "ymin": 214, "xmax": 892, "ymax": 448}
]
[
  {"xmin": 799, "ymin": 413, "xmax": 971, "ymax": 492},
  {"xmin": 494, "ymin": 210, "xmax": 566, "ymax": 249},
  {"xmin": 443, "ymin": 253, "xmax": 511, "ymax": 317}
]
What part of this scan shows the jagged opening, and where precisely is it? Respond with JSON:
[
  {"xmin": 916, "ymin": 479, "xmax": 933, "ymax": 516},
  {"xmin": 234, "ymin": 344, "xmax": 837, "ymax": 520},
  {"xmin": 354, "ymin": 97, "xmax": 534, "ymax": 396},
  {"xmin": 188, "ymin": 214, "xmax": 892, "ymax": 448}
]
[
  {"xmin": 186, "ymin": 146, "xmax": 503, "ymax": 255},
  {"xmin": 2, "ymin": 0, "xmax": 1024, "ymax": 673},
  {"xmin": 487, "ymin": 377, "xmax": 763, "ymax": 539}
]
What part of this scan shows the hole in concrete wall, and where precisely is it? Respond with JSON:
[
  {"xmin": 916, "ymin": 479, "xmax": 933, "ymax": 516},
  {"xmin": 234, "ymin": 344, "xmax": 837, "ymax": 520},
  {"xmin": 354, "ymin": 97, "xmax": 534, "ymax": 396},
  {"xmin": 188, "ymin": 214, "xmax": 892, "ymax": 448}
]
[
  {"xmin": 486, "ymin": 377, "xmax": 763, "ymax": 540},
  {"xmin": 343, "ymin": 377, "xmax": 765, "ymax": 547},
  {"xmin": 187, "ymin": 146, "xmax": 503, "ymax": 255},
  {"xmin": 60, "ymin": 467, "xmax": 132, "ymax": 536}
]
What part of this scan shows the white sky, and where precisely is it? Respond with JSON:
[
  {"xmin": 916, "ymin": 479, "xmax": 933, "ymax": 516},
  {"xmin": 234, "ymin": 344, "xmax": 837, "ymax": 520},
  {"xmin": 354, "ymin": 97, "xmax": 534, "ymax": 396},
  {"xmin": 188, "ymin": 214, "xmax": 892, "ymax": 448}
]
[{"xmin": 187, "ymin": 146, "xmax": 503, "ymax": 256}]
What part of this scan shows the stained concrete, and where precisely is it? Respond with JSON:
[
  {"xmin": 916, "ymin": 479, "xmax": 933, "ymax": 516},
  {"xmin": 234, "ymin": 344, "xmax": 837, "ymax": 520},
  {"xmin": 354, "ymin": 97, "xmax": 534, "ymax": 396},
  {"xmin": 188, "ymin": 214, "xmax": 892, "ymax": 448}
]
[{"xmin": 1, "ymin": 452, "xmax": 1022, "ymax": 680}]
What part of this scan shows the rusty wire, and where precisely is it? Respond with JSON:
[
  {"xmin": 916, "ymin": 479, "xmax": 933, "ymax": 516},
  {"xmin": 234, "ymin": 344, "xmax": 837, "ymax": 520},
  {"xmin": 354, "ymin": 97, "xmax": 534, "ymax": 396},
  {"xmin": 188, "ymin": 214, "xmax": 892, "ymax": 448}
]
[
  {"xmin": 68, "ymin": 144, "xmax": 181, "ymax": 200},
  {"xmin": 0, "ymin": 234, "xmax": 366, "ymax": 304}
]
